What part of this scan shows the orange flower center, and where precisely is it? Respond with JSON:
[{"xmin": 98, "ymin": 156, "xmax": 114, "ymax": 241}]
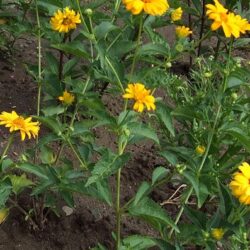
[
  {"xmin": 220, "ymin": 13, "xmax": 228, "ymax": 22},
  {"xmin": 62, "ymin": 17, "xmax": 72, "ymax": 25},
  {"xmin": 13, "ymin": 117, "xmax": 25, "ymax": 128}
]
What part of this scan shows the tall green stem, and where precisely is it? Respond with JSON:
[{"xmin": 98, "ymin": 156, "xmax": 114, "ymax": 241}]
[
  {"xmin": 115, "ymin": 139, "xmax": 126, "ymax": 249},
  {"xmin": 35, "ymin": 0, "xmax": 42, "ymax": 117},
  {"xmin": 129, "ymin": 15, "xmax": 143, "ymax": 82},
  {"xmin": 0, "ymin": 134, "xmax": 14, "ymax": 164}
]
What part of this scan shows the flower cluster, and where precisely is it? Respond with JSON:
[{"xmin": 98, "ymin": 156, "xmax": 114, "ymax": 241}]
[
  {"xmin": 50, "ymin": 7, "xmax": 81, "ymax": 33},
  {"xmin": 122, "ymin": 0, "xmax": 169, "ymax": 16},
  {"xmin": 229, "ymin": 162, "xmax": 250, "ymax": 205},
  {"xmin": 206, "ymin": 0, "xmax": 250, "ymax": 38},
  {"xmin": 0, "ymin": 111, "xmax": 40, "ymax": 141},
  {"xmin": 123, "ymin": 83, "xmax": 156, "ymax": 112}
]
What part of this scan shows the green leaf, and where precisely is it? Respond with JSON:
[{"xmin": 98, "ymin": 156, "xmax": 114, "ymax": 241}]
[
  {"xmin": 182, "ymin": 171, "xmax": 208, "ymax": 208},
  {"xmin": 160, "ymin": 151, "xmax": 178, "ymax": 165},
  {"xmin": 17, "ymin": 163, "xmax": 49, "ymax": 180},
  {"xmin": 172, "ymin": 106, "xmax": 203, "ymax": 121},
  {"xmin": 64, "ymin": 180, "xmax": 112, "ymax": 205},
  {"xmin": 152, "ymin": 167, "xmax": 169, "ymax": 185},
  {"xmin": 9, "ymin": 174, "xmax": 33, "ymax": 195},
  {"xmin": 42, "ymin": 105, "xmax": 65, "ymax": 117},
  {"xmin": 35, "ymin": 116, "xmax": 63, "ymax": 135},
  {"xmin": 94, "ymin": 21, "xmax": 118, "ymax": 40},
  {"xmin": 138, "ymin": 43, "xmax": 169, "ymax": 57},
  {"xmin": 40, "ymin": 146, "xmax": 55, "ymax": 165},
  {"xmin": 52, "ymin": 41, "xmax": 90, "ymax": 59},
  {"xmin": 121, "ymin": 235, "xmax": 157, "ymax": 250},
  {"xmin": 86, "ymin": 151, "xmax": 130, "ymax": 186},
  {"xmin": 129, "ymin": 197, "xmax": 179, "ymax": 233},
  {"xmin": 223, "ymin": 127, "xmax": 250, "ymax": 152},
  {"xmin": 45, "ymin": 52, "xmax": 58, "ymax": 75},
  {"xmin": 0, "ymin": 180, "xmax": 12, "ymax": 208},
  {"xmin": 129, "ymin": 123, "xmax": 159, "ymax": 144},
  {"xmin": 156, "ymin": 102, "xmax": 175, "ymax": 136},
  {"xmin": 63, "ymin": 58, "xmax": 79, "ymax": 76},
  {"xmin": 133, "ymin": 182, "xmax": 151, "ymax": 206},
  {"xmin": 0, "ymin": 158, "xmax": 14, "ymax": 172}
]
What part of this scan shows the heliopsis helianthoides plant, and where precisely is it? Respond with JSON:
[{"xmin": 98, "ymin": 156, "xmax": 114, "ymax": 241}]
[
  {"xmin": 229, "ymin": 162, "xmax": 250, "ymax": 205},
  {"xmin": 0, "ymin": 111, "xmax": 40, "ymax": 141},
  {"xmin": 50, "ymin": 6, "xmax": 81, "ymax": 33},
  {"xmin": 206, "ymin": 0, "xmax": 250, "ymax": 38},
  {"xmin": 122, "ymin": 0, "xmax": 169, "ymax": 15},
  {"xmin": 1, "ymin": 0, "xmax": 250, "ymax": 248},
  {"xmin": 123, "ymin": 83, "xmax": 156, "ymax": 112}
]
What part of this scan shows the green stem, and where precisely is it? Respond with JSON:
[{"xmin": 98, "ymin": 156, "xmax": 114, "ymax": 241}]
[
  {"xmin": 75, "ymin": 0, "xmax": 94, "ymax": 62},
  {"xmin": 67, "ymin": 139, "xmax": 87, "ymax": 169},
  {"xmin": 0, "ymin": 134, "xmax": 14, "ymax": 164},
  {"xmin": 223, "ymin": 38, "xmax": 233, "ymax": 92},
  {"xmin": 116, "ymin": 168, "xmax": 121, "ymax": 249},
  {"xmin": 116, "ymin": 139, "xmax": 126, "ymax": 249},
  {"xmin": 35, "ymin": 0, "xmax": 42, "ymax": 117},
  {"xmin": 112, "ymin": 0, "xmax": 121, "ymax": 22},
  {"xmin": 129, "ymin": 15, "xmax": 143, "ymax": 82},
  {"xmin": 105, "ymin": 56, "xmax": 124, "ymax": 93}
]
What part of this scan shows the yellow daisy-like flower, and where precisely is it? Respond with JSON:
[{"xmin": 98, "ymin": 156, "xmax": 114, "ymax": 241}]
[
  {"xmin": 50, "ymin": 7, "xmax": 81, "ymax": 33},
  {"xmin": 58, "ymin": 90, "xmax": 75, "ymax": 105},
  {"xmin": 195, "ymin": 145, "xmax": 206, "ymax": 155},
  {"xmin": 229, "ymin": 162, "xmax": 250, "ymax": 205},
  {"xmin": 123, "ymin": 83, "xmax": 156, "ymax": 113},
  {"xmin": 176, "ymin": 26, "xmax": 192, "ymax": 38},
  {"xmin": 206, "ymin": 0, "xmax": 250, "ymax": 38},
  {"xmin": 171, "ymin": 7, "xmax": 183, "ymax": 21},
  {"xmin": 122, "ymin": 0, "xmax": 169, "ymax": 16},
  {"xmin": 211, "ymin": 228, "xmax": 225, "ymax": 240},
  {"xmin": 0, "ymin": 111, "xmax": 40, "ymax": 141}
]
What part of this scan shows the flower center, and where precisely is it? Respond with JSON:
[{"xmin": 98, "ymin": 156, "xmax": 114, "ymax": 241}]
[
  {"xmin": 220, "ymin": 13, "xmax": 228, "ymax": 22},
  {"xmin": 13, "ymin": 117, "xmax": 25, "ymax": 129},
  {"xmin": 62, "ymin": 17, "xmax": 72, "ymax": 25}
]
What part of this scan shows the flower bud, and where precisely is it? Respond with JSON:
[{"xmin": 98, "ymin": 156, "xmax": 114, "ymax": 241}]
[
  {"xmin": 85, "ymin": 8, "xmax": 93, "ymax": 16},
  {"xmin": 231, "ymin": 92, "xmax": 238, "ymax": 101},
  {"xmin": 165, "ymin": 62, "xmax": 172, "ymax": 68},
  {"xmin": 175, "ymin": 44, "xmax": 184, "ymax": 52},
  {"xmin": 204, "ymin": 72, "xmax": 212, "ymax": 78}
]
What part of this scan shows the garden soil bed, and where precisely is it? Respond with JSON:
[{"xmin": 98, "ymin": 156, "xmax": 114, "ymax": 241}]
[{"xmin": 0, "ymin": 39, "xmax": 179, "ymax": 250}]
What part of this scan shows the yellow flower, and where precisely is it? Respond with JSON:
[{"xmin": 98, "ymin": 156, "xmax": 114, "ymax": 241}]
[
  {"xmin": 229, "ymin": 162, "xmax": 250, "ymax": 205},
  {"xmin": 195, "ymin": 145, "xmax": 206, "ymax": 155},
  {"xmin": 0, "ymin": 208, "xmax": 9, "ymax": 224},
  {"xmin": 171, "ymin": 7, "xmax": 183, "ymax": 21},
  {"xmin": 122, "ymin": 0, "xmax": 169, "ymax": 16},
  {"xmin": 206, "ymin": 0, "xmax": 250, "ymax": 38},
  {"xmin": 211, "ymin": 228, "xmax": 224, "ymax": 240},
  {"xmin": 123, "ymin": 83, "xmax": 156, "ymax": 113},
  {"xmin": 176, "ymin": 26, "xmax": 192, "ymax": 38},
  {"xmin": 0, "ymin": 111, "xmax": 40, "ymax": 141},
  {"xmin": 58, "ymin": 90, "xmax": 75, "ymax": 105},
  {"xmin": 50, "ymin": 7, "xmax": 81, "ymax": 33}
]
